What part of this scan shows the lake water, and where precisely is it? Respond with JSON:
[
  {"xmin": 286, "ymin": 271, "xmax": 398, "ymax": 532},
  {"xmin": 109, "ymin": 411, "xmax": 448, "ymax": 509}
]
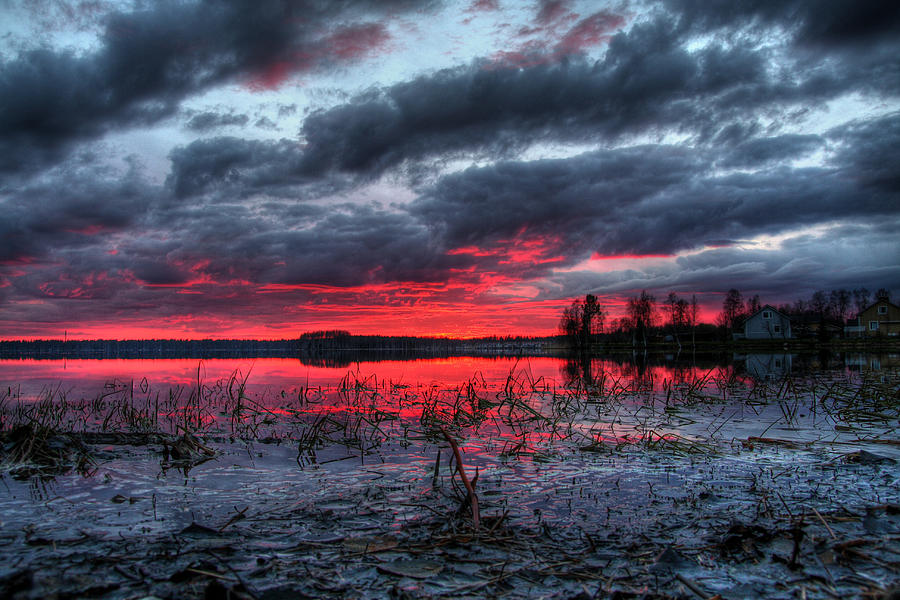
[
  {"xmin": 3, "ymin": 350, "xmax": 893, "ymax": 395},
  {"xmin": 1, "ymin": 353, "xmax": 898, "ymax": 598},
  {"xmin": 1, "ymin": 356, "xmax": 567, "ymax": 398},
  {"xmin": 2, "ymin": 352, "xmax": 897, "ymax": 468}
]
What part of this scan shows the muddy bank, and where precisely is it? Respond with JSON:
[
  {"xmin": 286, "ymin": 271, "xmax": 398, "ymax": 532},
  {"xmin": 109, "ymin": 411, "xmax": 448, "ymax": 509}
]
[{"xmin": 1, "ymin": 368, "xmax": 898, "ymax": 599}]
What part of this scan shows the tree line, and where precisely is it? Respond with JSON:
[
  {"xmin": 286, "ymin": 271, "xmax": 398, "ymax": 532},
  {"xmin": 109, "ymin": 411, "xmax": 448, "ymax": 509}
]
[
  {"xmin": 0, "ymin": 338, "xmax": 300, "ymax": 359},
  {"xmin": 717, "ymin": 287, "xmax": 892, "ymax": 329},
  {"xmin": 560, "ymin": 291, "xmax": 702, "ymax": 351},
  {"xmin": 559, "ymin": 286, "xmax": 893, "ymax": 350},
  {"xmin": 1, "ymin": 333, "xmax": 554, "ymax": 360}
]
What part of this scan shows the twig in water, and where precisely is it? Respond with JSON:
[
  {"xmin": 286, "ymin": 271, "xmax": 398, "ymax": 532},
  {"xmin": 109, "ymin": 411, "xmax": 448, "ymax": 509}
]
[
  {"xmin": 811, "ymin": 506, "xmax": 836, "ymax": 540},
  {"xmin": 440, "ymin": 426, "xmax": 480, "ymax": 530},
  {"xmin": 675, "ymin": 573, "xmax": 711, "ymax": 600},
  {"xmin": 206, "ymin": 549, "xmax": 260, "ymax": 600},
  {"xmin": 219, "ymin": 505, "xmax": 249, "ymax": 532},
  {"xmin": 432, "ymin": 449, "xmax": 441, "ymax": 488}
]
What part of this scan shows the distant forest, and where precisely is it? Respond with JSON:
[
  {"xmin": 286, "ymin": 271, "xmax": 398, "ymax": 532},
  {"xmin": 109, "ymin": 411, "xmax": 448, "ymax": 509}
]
[{"xmin": 0, "ymin": 331, "xmax": 553, "ymax": 362}]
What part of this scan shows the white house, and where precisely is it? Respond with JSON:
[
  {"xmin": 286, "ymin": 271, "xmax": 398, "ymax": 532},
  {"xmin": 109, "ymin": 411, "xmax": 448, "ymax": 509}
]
[{"xmin": 739, "ymin": 305, "xmax": 793, "ymax": 340}]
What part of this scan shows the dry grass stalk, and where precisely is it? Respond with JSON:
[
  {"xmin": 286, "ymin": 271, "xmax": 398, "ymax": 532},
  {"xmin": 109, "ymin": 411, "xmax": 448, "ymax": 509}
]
[{"xmin": 439, "ymin": 425, "xmax": 480, "ymax": 530}]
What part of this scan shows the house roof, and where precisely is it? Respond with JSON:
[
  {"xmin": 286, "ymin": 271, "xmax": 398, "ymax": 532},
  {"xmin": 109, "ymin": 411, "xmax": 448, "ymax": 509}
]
[
  {"xmin": 847, "ymin": 299, "xmax": 900, "ymax": 324},
  {"xmin": 739, "ymin": 305, "xmax": 789, "ymax": 327},
  {"xmin": 859, "ymin": 298, "xmax": 900, "ymax": 313},
  {"xmin": 747, "ymin": 305, "xmax": 788, "ymax": 319}
]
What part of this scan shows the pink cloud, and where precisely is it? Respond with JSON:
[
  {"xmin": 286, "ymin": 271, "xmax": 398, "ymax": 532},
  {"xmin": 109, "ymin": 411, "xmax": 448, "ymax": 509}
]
[
  {"xmin": 64, "ymin": 224, "xmax": 106, "ymax": 235},
  {"xmin": 489, "ymin": 9, "xmax": 625, "ymax": 69},
  {"xmin": 247, "ymin": 60, "xmax": 298, "ymax": 91},
  {"xmin": 37, "ymin": 271, "xmax": 116, "ymax": 300},
  {"xmin": 536, "ymin": 0, "xmax": 573, "ymax": 25},
  {"xmin": 246, "ymin": 23, "xmax": 391, "ymax": 91},
  {"xmin": 468, "ymin": 0, "xmax": 500, "ymax": 12},
  {"xmin": 486, "ymin": 35, "xmax": 567, "ymax": 68},
  {"xmin": 556, "ymin": 11, "xmax": 625, "ymax": 54},
  {"xmin": 590, "ymin": 253, "xmax": 674, "ymax": 261},
  {"xmin": 446, "ymin": 233, "xmax": 567, "ymax": 267},
  {"xmin": 326, "ymin": 22, "xmax": 392, "ymax": 60}
]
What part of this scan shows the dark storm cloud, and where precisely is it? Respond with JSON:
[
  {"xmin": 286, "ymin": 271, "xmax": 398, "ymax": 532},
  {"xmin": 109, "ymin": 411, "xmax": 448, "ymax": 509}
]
[
  {"xmin": 3, "ymin": 184, "xmax": 458, "ymax": 317},
  {"xmin": 113, "ymin": 199, "xmax": 455, "ymax": 291},
  {"xmin": 166, "ymin": 137, "xmax": 306, "ymax": 199},
  {"xmin": 793, "ymin": 3, "xmax": 900, "ymax": 46},
  {"xmin": 185, "ymin": 111, "xmax": 250, "ymax": 131},
  {"xmin": 166, "ymin": 32, "xmax": 765, "ymax": 195},
  {"xmin": 715, "ymin": 134, "xmax": 824, "ymax": 169},
  {"xmin": 411, "ymin": 113, "xmax": 900, "ymax": 262},
  {"xmin": 295, "ymin": 6, "xmax": 895, "ymax": 177},
  {"xmin": 255, "ymin": 116, "xmax": 279, "ymax": 131},
  {"xmin": 675, "ymin": 227, "xmax": 900, "ymax": 297},
  {"xmin": 828, "ymin": 111, "xmax": 900, "ymax": 193},
  {"xmin": 130, "ymin": 261, "xmax": 191, "ymax": 286},
  {"xmin": 0, "ymin": 0, "xmax": 438, "ymax": 173},
  {"xmin": 666, "ymin": 1, "xmax": 900, "ymax": 97},
  {"xmin": 412, "ymin": 145, "xmax": 700, "ymax": 252},
  {"xmin": 544, "ymin": 224, "xmax": 900, "ymax": 305},
  {"xmin": 0, "ymin": 157, "xmax": 156, "ymax": 263},
  {"xmin": 668, "ymin": 0, "xmax": 900, "ymax": 47},
  {"xmin": 257, "ymin": 207, "xmax": 448, "ymax": 286},
  {"xmin": 6, "ymin": 131, "xmax": 896, "ymax": 327},
  {"xmin": 166, "ymin": 4, "xmax": 900, "ymax": 198},
  {"xmin": 293, "ymin": 24, "xmax": 769, "ymax": 178},
  {"xmin": 159, "ymin": 105, "xmax": 900, "ymax": 292}
]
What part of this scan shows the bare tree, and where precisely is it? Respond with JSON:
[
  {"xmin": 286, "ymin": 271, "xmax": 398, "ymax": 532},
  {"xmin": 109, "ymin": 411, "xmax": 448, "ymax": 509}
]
[
  {"xmin": 687, "ymin": 294, "xmax": 700, "ymax": 348},
  {"xmin": 746, "ymin": 294, "xmax": 761, "ymax": 316},
  {"xmin": 664, "ymin": 292, "xmax": 689, "ymax": 350},
  {"xmin": 830, "ymin": 289, "xmax": 851, "ymax": 321},
  {"xmin": 852, "ymin": 288, "xmax": 870, "ymax": 315},
  {"xmin": 627, "ymin": 290, "xmax": 656, "ymax": 348},
  {"xmin": 559, "ymin": 302, "xmax": 581, "ymax": 341},
  {"xmin": 559, "ymin": 294, "xmax": 604, "ymax": 351},
  {"xmin": 718, "ymin": 289, "xmax": 745, "ymax": 330},
  {"xmin": 810, "ymin": 290, "xmax": 828, "ymax": 317},
  {"xmin": 581, "ymin": 294, "xmax": 604, "ymax": 345}
]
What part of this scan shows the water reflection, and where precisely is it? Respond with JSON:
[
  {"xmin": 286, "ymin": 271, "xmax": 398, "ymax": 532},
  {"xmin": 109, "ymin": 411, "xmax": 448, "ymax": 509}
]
[
  {"xmin": 4, "ymin": 352, "xmax": 894, "ymax": 411},
  {"xmin": 845, "ymin": 353, "xmax": 900, "ymax": 372},
  {"xmin": 560, "ymin": 352, "xmax": 736, "ymax": 391},
  {"xmin": 734, "ymin": 353, "xmax": 794, "ymax": 380}
]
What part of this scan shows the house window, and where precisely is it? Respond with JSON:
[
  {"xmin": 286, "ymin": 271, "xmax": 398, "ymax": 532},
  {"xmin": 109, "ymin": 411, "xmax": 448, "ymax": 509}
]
[
  {"xmin": 774, "ymin": 358, "xmax": 782, "ymax": 368},
  {"xmin": 870, "ymin": 321, "xmax": 880, "ymax": 331},
  {"xmin": 762, "ymin": 311, "xmax": 772, "ymax": 319},
  {"xmin": 878, "ymin": 306, "xmax": 888, "ymax": 315},
  {"xmin": 773, "ymin": 324, "xmax": 782, "ymax": 333}
]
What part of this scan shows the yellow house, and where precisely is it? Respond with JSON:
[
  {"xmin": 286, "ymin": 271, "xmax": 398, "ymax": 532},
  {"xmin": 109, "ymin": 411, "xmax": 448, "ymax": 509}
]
[{"xmin": 847, "ymin": 299, "xmax": 900, "ymax": 337}]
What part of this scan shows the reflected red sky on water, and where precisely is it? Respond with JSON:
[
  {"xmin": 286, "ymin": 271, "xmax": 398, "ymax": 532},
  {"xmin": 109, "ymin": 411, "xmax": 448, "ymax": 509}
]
[
  {"xmin": 0, "ymin": 356, "xmax": 732, "ymax": 400},
  {"xmin": 2, "ymin": 357, "xmax": 567, "ymax": 398},
  {"xmin": 0, "ymin": 355, "xmax": 788, "ymax": 461}
]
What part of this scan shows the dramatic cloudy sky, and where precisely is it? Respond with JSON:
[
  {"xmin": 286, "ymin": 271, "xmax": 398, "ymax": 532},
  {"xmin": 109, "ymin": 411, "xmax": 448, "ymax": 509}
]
[{"xmin": 1, "ymin": 0, "xmax": 898, "ymax": 339}]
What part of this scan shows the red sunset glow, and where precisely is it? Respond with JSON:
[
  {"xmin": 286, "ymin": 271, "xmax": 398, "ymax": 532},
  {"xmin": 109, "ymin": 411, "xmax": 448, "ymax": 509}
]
[
  {"xmin": 0, "ymin": 280, "xmax": 723, "ymax": 341},
  {"xmin": 1, "ymin": 0, "xmax": 896, "ymax": 342}
]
